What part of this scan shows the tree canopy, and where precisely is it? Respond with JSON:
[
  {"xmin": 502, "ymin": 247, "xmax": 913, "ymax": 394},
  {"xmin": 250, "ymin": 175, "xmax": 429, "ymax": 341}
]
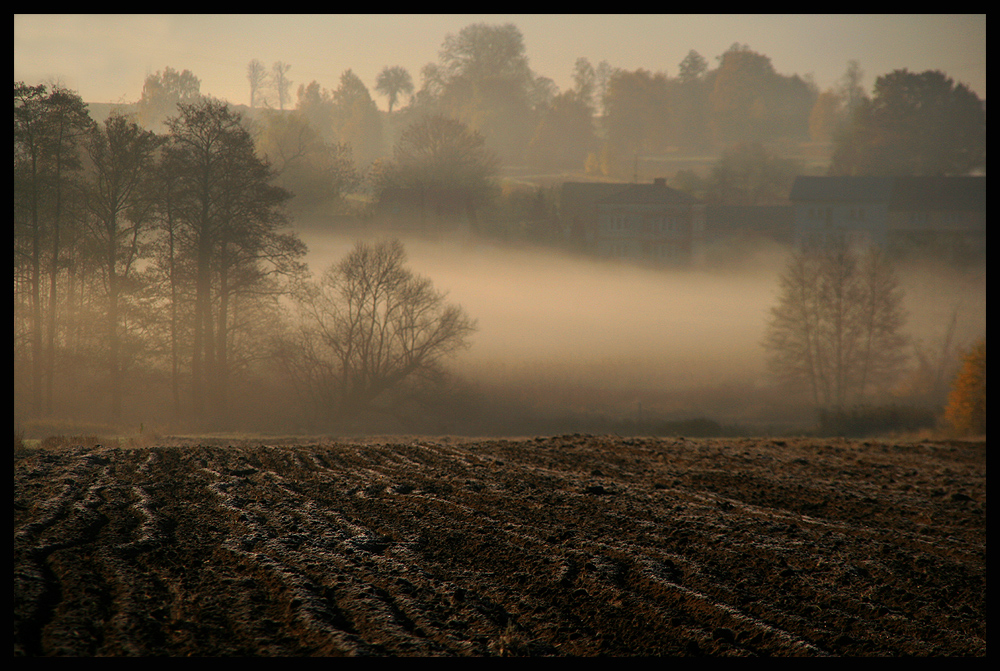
[
  {"xmin": 375, "ymin": 65, "xmax": 414, "ymax": 114},
  {"xmin": 281, "ymin": 239, "xmax": 476, "ymax": 429},
  {"xmin": 764, "ymin": 246, "xmax": 908, "ymax": 409},
  {"xmin": 136, "ymin": 66, "xmax": 201, "ymax": 132},
  {"xmin": 830, "ymin": 69, "xmax": 986, "ymax": 176},
  {"xmin": 376, "ymin": 114, "xmax": 499, "ymax": 227}
]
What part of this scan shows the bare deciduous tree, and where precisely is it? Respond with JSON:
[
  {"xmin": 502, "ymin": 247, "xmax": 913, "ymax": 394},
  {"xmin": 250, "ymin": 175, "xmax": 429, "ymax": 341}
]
[
  {"xmin": 281, "ymin": 239, "xmax": 476, "ymax": 428},
  {"xmin": 247, "ymin": 59, "xmax": 268, "ymax": 109},
  {"xmin": 271, "ymin": 61, "xmax": 293, "ymax": 111},
  {"xmin": 763, "ymin": 245, "xmax": 908, "ymax": 409}
]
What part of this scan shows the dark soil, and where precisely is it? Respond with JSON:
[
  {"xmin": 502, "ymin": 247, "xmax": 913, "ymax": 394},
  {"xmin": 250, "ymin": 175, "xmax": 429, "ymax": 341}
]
[{"xmin": 14, "ymin": 435, "xmax": 986, "ymax": 656}]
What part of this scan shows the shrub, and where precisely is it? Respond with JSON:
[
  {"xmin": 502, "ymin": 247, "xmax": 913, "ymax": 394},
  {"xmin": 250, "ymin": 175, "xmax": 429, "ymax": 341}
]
[{"xmin": 944, "ymin": 338, "xmax": 986, "ymax": 436}]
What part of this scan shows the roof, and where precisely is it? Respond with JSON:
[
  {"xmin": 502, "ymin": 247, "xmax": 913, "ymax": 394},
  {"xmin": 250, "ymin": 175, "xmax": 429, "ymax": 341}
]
[
  {"xmin": 789, "ymin": 176, "xmax": 894, "ymax": 203},
  {"xmin": 888, "ymin": 176, "xmax": 986, "ymax": 212},
  {"xmin": 596, "ymin": 180, "xmax": 699, "ymax": 206},
  {"xmin": 704, "ymin": 205, "xmax": 793, "ymax": 236},
  {"xmin": 789, "ymin": 176, "xmax": 986, "ymax": 211}
]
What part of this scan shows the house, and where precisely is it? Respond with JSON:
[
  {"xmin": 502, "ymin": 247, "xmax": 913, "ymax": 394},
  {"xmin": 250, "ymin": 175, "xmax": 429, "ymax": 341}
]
[
  {"xmin": 789, "ymin": 176, "xmax": 985, "ymax": 261},
  {"xmin": 558, "ymin": 181, "xmax": 633, "ymax": 250},
  {"xmin": 593, "ymin": 178, "xmax": 706, "ymax": 266},
  {"xmin": 703, "ymin": 205, "xmax": 794, "ymax": 245},
  {"xmin": 885, "ymin": 176, "xmax": 986, "ymax": 261}
]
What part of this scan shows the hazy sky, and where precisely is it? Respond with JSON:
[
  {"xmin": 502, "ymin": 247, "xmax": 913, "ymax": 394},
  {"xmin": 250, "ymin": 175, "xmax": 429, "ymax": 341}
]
[{"xmin": 15, "ymin": 14, "xmax": 986, "ymax": 109}]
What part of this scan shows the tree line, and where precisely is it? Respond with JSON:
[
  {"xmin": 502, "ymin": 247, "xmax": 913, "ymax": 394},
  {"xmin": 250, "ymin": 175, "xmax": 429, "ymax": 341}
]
[
  {"xmin": 240, "ymin": 25, "xmax": 983, "ymax": 182},
  {"xmin": 119, "ymin": 23, "xmax": 984, "ymax": 230},
  {"xmin": 15, "ymin": 83, "xmax": 475, "ymax": 432}
]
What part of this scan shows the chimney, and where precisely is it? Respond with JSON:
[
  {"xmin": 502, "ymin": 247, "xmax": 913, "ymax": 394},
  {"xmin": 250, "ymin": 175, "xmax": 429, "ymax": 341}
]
[{"xmin": 654, "ymin": 177, "xmax": 666, "ymax": 187}]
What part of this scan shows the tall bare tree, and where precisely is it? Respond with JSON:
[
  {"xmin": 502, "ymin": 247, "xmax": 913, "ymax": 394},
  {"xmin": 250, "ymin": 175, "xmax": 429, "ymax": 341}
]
[
  {"xmin": 84, "ymin": 114, "xmax": 163, "ymax": 419},
  {"xmin": 247, "ymin": 58, "xmax": 268, "ymax": 109},
  {"xmin": 281, "ymin": 239, "xmax": 475, "ymax": 429},
  {"xmin": 271, "ymin": 61, "xmax": 292, "ymax": 111},
  {"xmin": 163, "ymin": 99, "xmax": 303, "ymax": 425},
  {"xmin": 14, "ymin": 82, "xmax": 94, "ymax": 415},
  {"xmin": 764, "ymin": 245, "xmax": 907, "ymax": 409}
]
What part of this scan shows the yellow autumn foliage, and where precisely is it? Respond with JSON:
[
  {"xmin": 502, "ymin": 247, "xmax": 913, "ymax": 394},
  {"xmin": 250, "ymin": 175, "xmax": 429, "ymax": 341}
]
[{"xmin": 944, "ymin": 338, "xmax": 986, "ymax": 436}]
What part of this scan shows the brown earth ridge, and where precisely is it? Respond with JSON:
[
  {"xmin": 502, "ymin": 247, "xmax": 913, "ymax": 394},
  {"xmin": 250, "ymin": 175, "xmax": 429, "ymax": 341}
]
[{"xmin": 14, "ymin": 435, "xmax": 986, "ymax": 656}]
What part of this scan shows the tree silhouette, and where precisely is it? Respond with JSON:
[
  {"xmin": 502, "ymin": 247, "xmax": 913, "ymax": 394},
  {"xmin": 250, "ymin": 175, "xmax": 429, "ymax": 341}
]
[
  {"xmin": 527, "ymin": 90, "xmax": 597, "ymax": 170},
  {"xmin": 247, "ymin": 59, "xmax": 268, "ymax": 108},
  {"xmin": 330, "ymin": 69, "xmax": 383, "ymax": 165},
  {"xmin": 84, "ymin": 115, "xmax": 164, "ymax": 419},
  {"xmin": 602, "ymin": 68, "xmax": 672, "ymax": 159},
  {"xmin": 282, "ymin": 239, "xmax": 475, "ymax": 428},
  {"xmin": 14, "ymin": 82, "xmax": 95, "ymax": 414},
  {"xmin": 435, "ymin": 22, "xmax": 537, "ymax": 164},
  {"xmin": 376, "ymin": 114, "xmax": 499, "ymax": 228},
  {"xmin": 375, "ymin": 65, "xmax": 414, "ymax": 114},
  {"xmin": 764, "ymin": 245, "xmax": 908, "ymax": 409},
  {"xmin": 163, "ymin": 99, "xmax": 302, "ymax": 424},
  {"xmin": 830, "ymin": 69, "xmax": 986, "ymax": 176},
  {"xmin": 136, "ymin": 67, "xmax": 201, "ymax": 132},
  {"xmin": 271, "ymin": 61, "xmax": 293, "ymax": 111}
]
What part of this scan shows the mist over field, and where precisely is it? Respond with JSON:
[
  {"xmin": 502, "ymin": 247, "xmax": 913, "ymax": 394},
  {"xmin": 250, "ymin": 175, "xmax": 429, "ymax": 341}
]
[
  {"xmin": 15, "ymin": 16, "xmax": 984, "ymax": 439},
  {"xmin": 297, "ymin": 226, "xmax": 986, "ymax": 433}
]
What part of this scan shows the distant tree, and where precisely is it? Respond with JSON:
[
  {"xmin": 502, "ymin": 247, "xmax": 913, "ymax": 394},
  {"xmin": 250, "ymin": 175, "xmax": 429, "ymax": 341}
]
[
  {"xmin": 603, "ymin": 68, "xmax": 672, "ymax": 158},
  {"xmin": 330, "ymin": 69, "xmax": 384, "ymax": 166},
  {"xmin": 830, "ymin": 69, "xmax": 986, "ymax": 176},
  {"xmin": 376, "ymin": 114, "xmax": 499, "ymax": 228},
  {"xmin": 837, "ymin": 59, "xmax": 868, "ymax": 115},
  {"xmin": 944, "ymin": 338, "xmax": 985, "ymax": 436},
  {"xmin": 572, "ymin": 57, "xmax": 597, "ymax": 109},
  {"xmin": 594, "ymin": 60, "xmax": 615, "ymax": 117},
  {"xmin": 435, "ymin": 22, "xmax": 537, "ymax": 164},
  {"xmin": 707, "ymin": 142, "xmax": 800, "ymax": 205},
  {"xmin": 136, "ymin": 66, "xmax": 201, "ymax": 132},
  {"xmin": 528, "ymin": 73, "xmax": 559, "ymax": 113},
  {"xmin": 247, "ymin": 59, "xmax": 268, "ymax": 108},
  {"xmin": 526, "ymin": 90, "xmax": 597, "ymax": 170},
  {"xmin": 809, "ymin": 88, "xmax": 846, "ymax": 143},
  {"xmin": 256, "ymin": 109, "xmax": 359, "ymax": 212},
  {"xmin": 678, "ymin": 50, "xmax": 708, "ymax": 84},
  {"xmin": 375, "ymin": 65, "xmax": 414, "ymax": 114},
  {"xmin": 280, "ymin": 239, "xmax": 476, "ymax": 428},
  {"xmin": 598, "ymin": 140, "xmax": 624, "ymax": 178},
  {"xmin": 295, "ymin": 80, "xmax": 335, "ymax": 139},
  {"xmin": 271, "ymin": 61, "xmax": 293, "ymax": 111},
  {"xmin": 439, "ymin": 22, "xmax": 532, "ymax": 88},
  {"xmin": 710, "ymin": 44, "xmax": 775, "ymax": 145},
  {"xmin": 673, "ymin": 50, "xmax": 711, "ymax": 150},
  {"xmin": 764, "ymin": 245, "xmax": 908, "ymax": 409},
  {"xmin": 709, "ymin": 44, "xmax": 815, "ymax": 146}
]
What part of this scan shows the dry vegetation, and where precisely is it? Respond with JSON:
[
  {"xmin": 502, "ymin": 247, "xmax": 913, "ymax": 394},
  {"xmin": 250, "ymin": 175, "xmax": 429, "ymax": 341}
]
[{"xmin": 14, "ymin": 434, "xmax": 985, "ymax": 656}]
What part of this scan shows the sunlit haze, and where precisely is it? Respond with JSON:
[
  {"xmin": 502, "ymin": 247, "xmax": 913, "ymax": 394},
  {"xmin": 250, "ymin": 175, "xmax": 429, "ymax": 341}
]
[{"xmin": 15, "ymin": 14, "xmax": 986, "ymax": 107}]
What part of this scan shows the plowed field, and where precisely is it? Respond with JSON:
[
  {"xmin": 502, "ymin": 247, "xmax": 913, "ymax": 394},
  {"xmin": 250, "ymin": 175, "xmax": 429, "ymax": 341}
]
[{"xmin": 14, "ymin": 435, "xmax": 986, "ymax": 656}]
